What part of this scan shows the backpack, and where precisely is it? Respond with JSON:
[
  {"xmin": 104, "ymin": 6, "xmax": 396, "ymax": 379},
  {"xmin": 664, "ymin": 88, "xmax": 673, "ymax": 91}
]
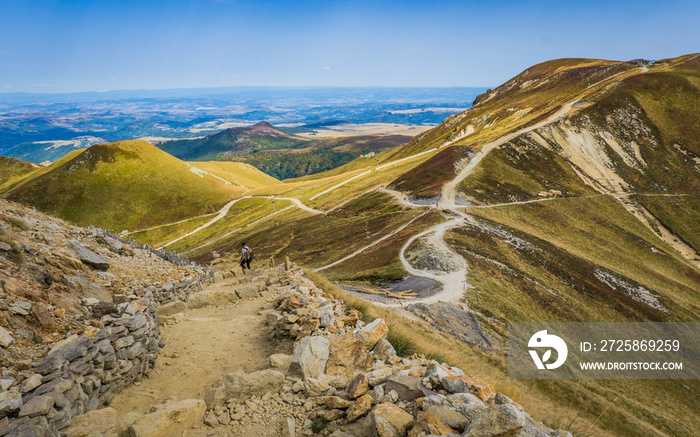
[{"xmin": 246, "ymin": 247, "xmax": 255, "ymax": 261}]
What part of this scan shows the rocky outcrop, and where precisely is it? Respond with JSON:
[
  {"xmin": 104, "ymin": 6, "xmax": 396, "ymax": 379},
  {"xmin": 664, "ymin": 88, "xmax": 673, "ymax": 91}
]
[
  {"xmin": 204, "ymin": 369, "xmax": 286, "ymax": 409},
  {"xmin": 69, "ymin": 241, "xmax": 111, "ymax": 271}
]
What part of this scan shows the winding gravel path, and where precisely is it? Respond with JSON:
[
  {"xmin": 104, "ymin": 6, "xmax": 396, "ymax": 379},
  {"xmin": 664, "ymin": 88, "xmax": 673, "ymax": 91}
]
[
  {"xmin": 381, "ymin": 100, "xmax": 582, "ymax": 307},
  {"xmin": 161, "ymin": 196, "xmax": 321, "ymax": 249}
]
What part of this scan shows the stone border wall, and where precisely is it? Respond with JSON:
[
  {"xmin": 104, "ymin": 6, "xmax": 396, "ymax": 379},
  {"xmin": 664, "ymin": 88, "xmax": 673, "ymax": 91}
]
[
  {"xmin": 0, "ymin": 299, "xmax": 159, "ymax": 436},
  {"xmin": 1, "ymin": 269, "xmax": 216, "ymax": 436},
  {"xmin": 144, "ymin": 270, "xmax": 215, "ymax": 307}
]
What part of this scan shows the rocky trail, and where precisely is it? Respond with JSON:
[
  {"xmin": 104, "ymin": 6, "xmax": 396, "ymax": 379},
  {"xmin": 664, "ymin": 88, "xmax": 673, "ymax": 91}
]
[
  {"xmin": 110, "ymin": 264, "xmax": 570, "ymax": 437},
  {"xmin": 109, "ymin": 290, "xmax": 289, "ymax": 417}
]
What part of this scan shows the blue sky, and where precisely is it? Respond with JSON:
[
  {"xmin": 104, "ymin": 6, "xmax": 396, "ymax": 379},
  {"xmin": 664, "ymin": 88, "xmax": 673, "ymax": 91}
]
[{"xmin": 1, "ymin": 0, "xmax": 698, "ymax": 93}]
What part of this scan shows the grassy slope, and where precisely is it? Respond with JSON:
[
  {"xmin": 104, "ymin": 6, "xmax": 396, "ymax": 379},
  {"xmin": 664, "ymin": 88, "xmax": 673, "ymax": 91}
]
[
  {"xmin": 636, "ymin": 194, "xmax": 700, "ymax": 253},
  {"xmin": 383, "ymin": 59, "xmax": 636, "ymax": 162},
  {"xmin": 388, "ymin": 146, "xmax": 472, "ymax": 199},
  {"xmin": 191, "ymin": 192, "xmax": 443, "ymax": 282},
  {"xmin": 189, "ymin": 161, "xmax": 280, "ymax": 188},
  {"xmin": 0, "ymin": 150, "xmax": 84, "ymax": 194},
  {"xmin": 167, "ymin": 197, "xmax": 291, "ymax": 252},
  {"xmin": 0, "ymin": 157, "xmax": 41, "ymax": 190},
  {"xmin": 5, "ymin": 140, "xmax": 242, "ymax": 231},
  {"xmin": 457, "ymin": 140, "xmax": 599, "ymax": 204},
  {"xmin": 126, "ymin": 214, "xmax": 216, "ymax": 247},
  {"xmin": 462, "ymin": 197, "xmax": 699, "ymax": 324}
]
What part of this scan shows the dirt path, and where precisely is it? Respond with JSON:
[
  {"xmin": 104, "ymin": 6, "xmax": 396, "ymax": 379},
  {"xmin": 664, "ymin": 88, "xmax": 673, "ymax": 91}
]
[
  {"xmin": 309, "ymin": 145, "xmax": 447, "ymax": 202},
  {"xmin": 110, "ymin": 294, "xmax": 290, "ymax": 416},
  {"xmin": 125, "ymin": 212, "xmax": 218, "ymax": 236},
  {"xmin": 261, "ymin": 196, "xmax": 323, "ymax": 215},
  {"xmin": 182, "ymin": 205, "xmax": 295, "ymax": 255},
  {"xmin": 392, "ymin": 218, "xmax": 469, "ymax": 306},
  {"xmin": 376, "ymin": 187, "xmax": 425, "ymax": 208},
  {"xmin": 439, "ymin": 101, "xmax": 578, "ymax": 210},
  {"xmin": 374, "ymin": 100, "xmax": 582, "ymax": 308},
  {"xmin": 162, "ymin": 199, "xmax": 243, "ymax": 249},
  {"xmin": 162, "ymin": 195, "xmax": 321, "ymax": 249}
]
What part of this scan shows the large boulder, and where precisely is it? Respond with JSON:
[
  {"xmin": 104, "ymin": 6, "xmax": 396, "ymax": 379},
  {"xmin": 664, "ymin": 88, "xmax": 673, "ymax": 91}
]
[
  {"xmin": 102, "ymin": 236, "xmax": 123, "ymax": 254},
  {"xmin": 0, "ymin": 391, "xmax": 23, "ymax": 417},
  {"xmin": 62, "ymin": 407, "xmax": 117, "ymax": 437},
  {"xmin": 444, "ymin": 392, "xmax": 487, "ymax": 417},
  {"xmin": 69, "ymin": 241, "xmax": 110, "ymax": 271},
  {"xmin": 0, "ymin": 327, "xmax": 13, "ymax": 348},
  {"xmin": 440, "ymin": 375, "xmax": 494, "ymax": 400},
  {"xmin": 128, "ymin": 399, "xmax": 206, "ymax": 437},
  {"xmin": 187, "ymin": 289, "xmax": 239, "ymax": 309},
  {"xmin": 18, "ymin": 394, "xmax": 54, "ymax": 417},
  {"xmin": 385, "ymin": 376, "xmax": 431, "ymax": 401},
  {"xmin": 204, "ymin": 369, "xmax": 285, "ymax": 409},
  {"xmin": 424, "ymin": 405, "xmax": 468, "ymax": 431},
  {"xmin": 372, "ymin": 338, "xmax": 397, "ymax": 361},
  {"xmin": 325, "ymin": 333, "xmax": 373, "ymax": 377},
  {"xmin": 235, "ymin": 285, "xmax": 261, "ymax": 299},
  {"xmin": 270, "ymin": 353, "xmax": 293, "ymax": 372},
  {"xmin": 408, "ymin": 411, "xmax": 455, "ymax": 437},
  {"xmin": 289, "ymin": 336, "xmax": 330, "ymax": 379},
  {"xmin": 371, "ymin": 403, "xmax": 414, "ymax": 437},
  {"xmin": 347, "ymin": 374, "xmax": 370, "ymax": 399},
  {"xmin": 347, "ymin": 394, "xmax": 374, "ymax": 422},
  {"xmin": 156, "ymin": 301, "xmax": 187, "ymax": 317},
  {"xmin": 356, "ymin": 318, "xmax": 389, "ymax": 349},
  {"xmin": 461, "ymin": 404, "xmax": 528, "ymax": 437}
]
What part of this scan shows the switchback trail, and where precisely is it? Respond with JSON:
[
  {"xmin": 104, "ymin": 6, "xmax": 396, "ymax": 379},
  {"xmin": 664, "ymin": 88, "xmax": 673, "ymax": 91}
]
[
  {"xmin": 380, "ymin": 100, "xmax": 582, "ymax": 308},
  {"xmin": 110, "ymin": 281, "xmax": 288, "ymax": 416},
  {"xmin": 181, "ymin": 205, "xmax": 295, "ymax": 255}
]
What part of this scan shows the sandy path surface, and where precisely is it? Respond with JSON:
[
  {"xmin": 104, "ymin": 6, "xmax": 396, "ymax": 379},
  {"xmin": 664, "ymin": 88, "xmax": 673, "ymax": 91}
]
[{"xmin": 110, "ymin": 295, "xmax": 291, "ymax": 416}]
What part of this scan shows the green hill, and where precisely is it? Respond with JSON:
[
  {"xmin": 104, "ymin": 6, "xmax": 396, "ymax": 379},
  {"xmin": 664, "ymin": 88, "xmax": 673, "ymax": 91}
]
[
  {"xmin": 158, "ymin": 121, "xmax": 309, "ymax": 161},
  {"xmin": 159, "ymin": 121, "xmax": 411, "ymax": 179},
  {"xmin": 3, "ymin": 140, "xmax": 267, "ymax": 231},
  {"xmin": 231, "ymin": 134, "xmax": 411, "ymax": 179}
]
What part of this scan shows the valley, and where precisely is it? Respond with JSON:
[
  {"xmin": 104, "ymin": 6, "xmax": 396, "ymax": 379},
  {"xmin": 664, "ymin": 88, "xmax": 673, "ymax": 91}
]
[{"xmin": 1, "ymin": 54, "xmax": 699, "ymax": 437}]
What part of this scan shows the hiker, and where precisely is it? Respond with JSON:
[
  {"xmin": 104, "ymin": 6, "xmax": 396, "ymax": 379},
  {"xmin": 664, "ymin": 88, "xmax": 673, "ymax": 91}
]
[{"xmin": 240, "ymin": 242, "xmax": 253, "ymax": 271}]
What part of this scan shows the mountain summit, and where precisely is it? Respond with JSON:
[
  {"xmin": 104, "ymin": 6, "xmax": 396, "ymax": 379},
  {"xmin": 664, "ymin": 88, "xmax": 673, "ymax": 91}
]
[{"xmin": 158, "ymin": 121, "xmax": 309, "ymax": 161}]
